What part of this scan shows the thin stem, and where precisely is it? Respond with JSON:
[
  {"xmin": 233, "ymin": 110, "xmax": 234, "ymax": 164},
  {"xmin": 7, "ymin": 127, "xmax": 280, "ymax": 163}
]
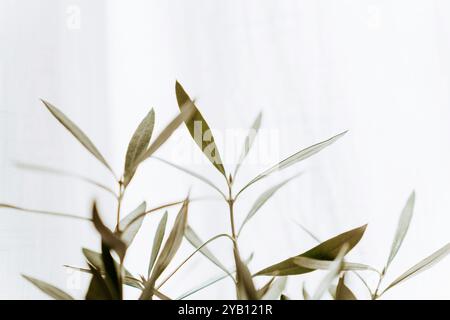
[
  {"xmin": 227, "ymin": 180, "xmax": 237, "ymax": 241},
  {"xmin": 115, "ymin": 182, "xmax": 125, "ymax": 231},
  {"xmin": 372, "ymin": 269, "xmax": 385, "ymax": 300}
]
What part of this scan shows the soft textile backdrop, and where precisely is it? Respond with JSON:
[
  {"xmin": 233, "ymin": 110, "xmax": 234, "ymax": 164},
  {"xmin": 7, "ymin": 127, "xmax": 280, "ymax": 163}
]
[{"xmin": 1, "ymin": 0, "xmax": 449, "ymax": 299}]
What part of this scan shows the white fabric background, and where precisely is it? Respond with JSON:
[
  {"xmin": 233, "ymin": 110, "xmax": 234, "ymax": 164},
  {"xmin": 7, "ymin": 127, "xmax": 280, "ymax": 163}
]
[{"xmin": 1, "ymin": 0, "xmax": 449, "ymax": 299}]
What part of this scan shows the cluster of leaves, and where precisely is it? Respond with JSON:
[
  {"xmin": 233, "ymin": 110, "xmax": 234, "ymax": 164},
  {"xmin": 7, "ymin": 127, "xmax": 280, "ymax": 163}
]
[{"xmin": 1, "ymin": 81, "xmax": 449, "ymax": 300}]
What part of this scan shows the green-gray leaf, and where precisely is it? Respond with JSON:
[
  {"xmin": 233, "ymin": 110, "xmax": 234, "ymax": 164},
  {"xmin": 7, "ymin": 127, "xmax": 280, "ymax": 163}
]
[
  {"xmin": 175, "ymin": 81, "xmax": 226, "ymax": 177},
  {"xmin": 234, "ymin": 248, "xmax": 258, "ymax": 300},
  {"xmin": 184, "ymin": 225, "xmax": 231, "ymax": 277},
  {"xmin": 154, "ymin": 156, "xmax": 226, "ymax": 199},
  {"xmin": 312, "ymin": 243, "xmax": 348, "ymax": 300},
  {"xmin": 335, "ymin": 273, "xmax": 357, "ymax": 300},
  {"xmin": 0, "ymin": 203, "xmax": 90, "ymax": 221},
  {"xmin": 148, "ymin": 211, "xmax": 168, "ymax": 278},
  {"xmin": 292, "ymin": 256, "xmax": 376, "ymax": 273},
  {"xmin": 383, "ymin": 243, "xmax": 450, "ymax": 294},
  {"xmin": 92, "ymin": 203, "xmax": 127, "ymax": 262},
  {"xmin": 65, "ymin": 264, "xmax": 142, "ymax": 290},
  {"xmin": 260, "ymin": 277, "xmax": 287, "ymax": 300},
  {"xmin": 302, "ymin": 283, "xmax": 311, "ymax": 300},
  {"xmin": 233, "ymin": 112, "xmax": 262, "ymax": 178},
  {"xmin": 124, "ymin": 109, "xmax": 155, "ymax": 186},
  {"xmin": 22, "ymin": 275, "xmax": 74, "ymax": 300},
  {"xmin": 85, "ymin": 264, "xmax": 113, "ymax": 300},
  {"xmin": 140, "ymin": 200, "xmax": 189, "ymax": 300},
  {"xmin": 41, "ymin": 99, "xmax": 115, "ymax": 177},
  {"xmin": 15, "ymin": 162, "xmax": 117, "ymax": 198},
  {"xmin": 135, "ymin": 103, "xmax": 196, "ymax": 165},
  {"xmin": 255, "ymin": 224, "xmax": 367, "ymax": 276},
  {"xmin": 176, "ymin": 253, "xmax": 253, "ymax": 300},
  {"xmin": 386, "ymin": 191, "xmax": 415, "ymax": 270},
  {"xmin": 238, "ymin": 131, "xmax": 347, "ymax": 196},
  {"xmin": 238, "ymin": 173, "xmax": 301, "ymax": 236},
  {"xmin": 82, "ymin": 248, "xmax": 134, "ymax": 280},
  {"xmin": 117, "ymin": 202, "xmax": 147, "ymax": 247}
]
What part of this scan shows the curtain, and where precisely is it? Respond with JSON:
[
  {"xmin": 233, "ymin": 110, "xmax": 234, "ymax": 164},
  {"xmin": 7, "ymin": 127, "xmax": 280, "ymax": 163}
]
[{"xmin": 1, "ymin": 0, "xmax": 449, "ymax": 299}]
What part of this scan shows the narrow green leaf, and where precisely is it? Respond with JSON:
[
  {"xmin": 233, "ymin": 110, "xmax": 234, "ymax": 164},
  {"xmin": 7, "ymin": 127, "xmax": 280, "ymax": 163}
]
[
  {"xmin": 233, "ymin": 112, "xmax": 262, "ymax": 177},
  {"xmin": 85, "ymin": 264, "xmax": 113, "ymax": 300},
  {"xmin": 65, "ymin": 265, "xmax": 142, "ymax": 290},
  {"xmin": 82, "ymin": 248, "xmax": 134, "ymax": 280},
  {"xmin": 175, "ymin": 81, "xmax": 226, "ymax": 177},
  {"xmin": 148, "ymin": 211, "xmax": 168, "ymax": 278},
  {"xmin": 140, "ymin": 200, "xmax": 189, "ymax": 300},
  {"xmin": 15, "ymin": 162, "xmax": 117, "ymax": 198},
  {"xmin": 184, "ymin": 225, "xmax": 231, "ymax": 277},
  {"xmin": 0, "ymin": 203, "xmax": 90, "ymax": 221},
  {"xmin": 100, "ymin": 242, "xmax": 122, "ymax": 300},
  {"xmin": 386, "ymin": 191, "xmax": 415, "ymax": 269},
  {"xmin": 22, "ymin": 275, "xmax": 74, "ymax": 300},
  {"xmin": 124, "ymin": 109, "xmax": 155, "ymax": 186},
  {"xmin": 176, "ymin": 254, "xmax": 254, "ymax": 300},
  {"xmin": 116, "ymin": 202, "xmax": 147, "ymax": 247},
  {"xmin": 92, "ymin": 203, "xmax": 127, "ymax": 261},
  {"xmin": 41, "ymin": 99, "xmax": 115, "ymax": 177},
  {"xmin": 238, "ymin": 131, "xmax": 347, "ymax": 196},
  {"xmin": 383, "ymin": 243, "xmax": 450, "ymax": 294},
  {"xmin": 234, "ymin": 248, "xmax": 258, "ymax": 300},
  {"xmin": 154, "ymin": 156, "xmax": 226, "ymax": 199},
  {"xmin": 260, "ymin": 277, "xmax": 287, "ymax": 300},
  {"xmin": 336, "ymin": 273, "xmax": 357, "ymax": 300},
  {"xmin": 255, "ymin": 224, "xmax": 367, "ymax": 276},
  {"xmin": 292, "ymin": 256, "xmax": 376, "ymax": 273},
  {"xmin": 313, "ymin": 243, "xmax": 348, "ymax": 300},
  {"xmin": 238, "ymin": 173, "xmax": 301, "ymax": 236}
]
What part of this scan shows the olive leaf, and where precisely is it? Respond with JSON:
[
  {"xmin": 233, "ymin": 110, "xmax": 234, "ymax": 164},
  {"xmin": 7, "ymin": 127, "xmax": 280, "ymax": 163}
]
[
  {"xmin": 234, "ymin": 248, "xmax": 258, "ymax": 300},
  {"xmin": 153, "ymin": 156, "xmax": 226, "ymax": 199},
  {"xmin": 65, "ymin": 264, "xmax": 142, "ymax": 290},
  {"xmin": 175, "ymin": 81, "xmax": 226, "ymax": 177},
  {"xmin": 280, "ymin": 294, "xmax": 290, "ymax": 300},
  {"xmin": 0, "ymin": 203, "xmax": 90, "ymax": 221},
  {"xmin": 124, "ymin": 109, "xmax": 155, "ymax": 186},
  {"xmin": 85, "ymin": 263, "xmax": 113, "ymax": 300},
  {"xmin": 140, "ymin": 200, "xmax": 189, "ymax": 300},
  {"xmin": 82, "ymin": 248, "xmax": 133, "ymax": 279},
  {"xmin": 335, "ymin": 273, "xmax": 357, "ymax": 300},
  {"xmin": 116, "ymin": 202, "xmax": 147, "ymax": 247},
  {"xmin": 302, "ymin": 283, "xmax": 311, "ymax": 300},
  {"xmin": 132, "ymin": 102, "xmax": 196, "ymax": 171},
  {"xmin": 233, "ymin": 112, "xmax": 262, "ymax": 178},
  {"xmin": 383, "ymin": 243, "xmax": 450, "ymax": 294},
  {"xmin": 100, "ymin": 242, "xmax": 122, "ymax": 300},
  {"xmin": 238, "ymin": 173, "xmax": 301, "ymax": 236},
  {"xmin": 238, "ymin": 131, "xmax": 347, "ymax": 196},
  {"xmin": 312, "ymin": 243, "xmax": 349, "ymax": 300},
  {"xmin": 255, "ymin": 224, "xmax": 367, "ymax": 276},
  {"xmin": 184, "ymin": 225, "xmax": 232, "ymax": 277},
  {"xmin": 293, "ymin": 256, "xmax": 376, "ymax": 273},
  {"xmin": 176, "ymin": 254, "xmax": 254, "ymax": 300},
  {"xmin": 92, "ymin": 203, "xmax": 127, "ymax": 262},
  {"xmin": 41, "ymin": 99, "xmax": 115, "ymax": 178},
  {"xmin": 385, "ymin": 191, "xmax": 415, "ymax": 270},
  {"xmin": 15, "ymin": 162, "xmax": 117, "ymax": 198},
  {"xmin": 22, "ymin": 275, "xmax": 74, "ymax": 300},
  {"xmin": 256, "ymin": 278, "xmax": 275, "ymax": 298},
  {"xmin": 260, "ymin": 277, "xmax": 287, "ymax": 300},
  {"xmin": 148, "ymin": 211, "xmax": 168, "ymax": 278}
]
